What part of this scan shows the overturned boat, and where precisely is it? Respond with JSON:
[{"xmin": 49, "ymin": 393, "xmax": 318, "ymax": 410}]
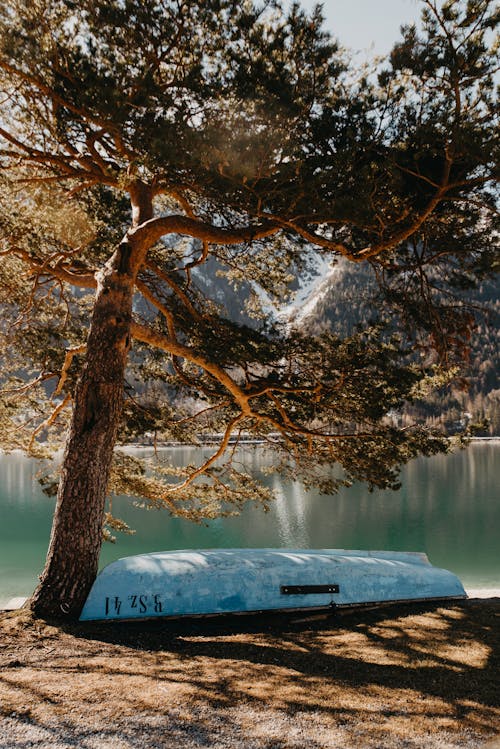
[{"xmin": 79, "ymin": 548, "xmax": 466, "ymax": 622}]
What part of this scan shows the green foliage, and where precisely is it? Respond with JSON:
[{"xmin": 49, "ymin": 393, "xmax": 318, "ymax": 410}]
[{"xmin": 0, "ymin": 0, "xmax": 498, "ymax": 540}]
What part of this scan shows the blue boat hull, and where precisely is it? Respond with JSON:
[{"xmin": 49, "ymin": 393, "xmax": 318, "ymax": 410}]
[{"xmin": 79, "ymin": 549, "xmax": 466, "ymax": 622}]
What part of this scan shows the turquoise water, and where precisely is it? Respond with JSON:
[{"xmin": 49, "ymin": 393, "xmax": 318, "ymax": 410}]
[{"xmin": 0, "ymin": 442, "xmax": 498, "ymax": 604}]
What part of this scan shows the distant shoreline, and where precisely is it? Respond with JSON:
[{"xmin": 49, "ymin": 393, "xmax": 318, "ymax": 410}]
[
  {"xmin": 118, "ymin": 435, "xmax": 500, "ymax": 450},
  {"xmin": 465, "ymin": 588, "xmax": 500, "ymax": 598},
  {"xmin": 2, "ymin": 435, "xmax": 500, "ymax": 457}
]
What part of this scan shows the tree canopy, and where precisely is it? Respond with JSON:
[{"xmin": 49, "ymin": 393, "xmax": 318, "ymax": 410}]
[{"xmin": 0, "ymin": 0, "xmax": 498, "ymax": 618}]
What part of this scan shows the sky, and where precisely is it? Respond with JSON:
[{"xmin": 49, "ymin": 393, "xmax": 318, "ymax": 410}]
[{"xmin": 297, "ymin": 0, "xmax": 423, "ymax": 56}]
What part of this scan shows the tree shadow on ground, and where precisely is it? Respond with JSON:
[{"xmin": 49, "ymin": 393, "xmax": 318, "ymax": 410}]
[
  {"xmin": 65, "ymin": 598, "xmax": 499, "ymax": 715},
  {"xmin": 1, "ymin": 599, "xmax": 498, "ymax": 748}
]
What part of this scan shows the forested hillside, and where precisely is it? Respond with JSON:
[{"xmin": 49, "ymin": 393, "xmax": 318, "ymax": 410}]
[
  {"xmin": 190, "ymin": 252, "xmax": 499, "ymax": 436},
  {"xmin": 281, "ymin": 259, "xmax": 500, "ymax": 436}
]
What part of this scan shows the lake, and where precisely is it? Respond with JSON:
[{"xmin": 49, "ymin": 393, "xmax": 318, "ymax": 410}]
[{"xmin": 0, "ymin": 441, "xmax": 498, "ymax": 606}]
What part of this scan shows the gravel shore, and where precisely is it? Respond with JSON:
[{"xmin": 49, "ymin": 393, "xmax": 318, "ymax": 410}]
[{"xmin": 1, "ymin": 598, "xmax": 499, "ymax": 749}]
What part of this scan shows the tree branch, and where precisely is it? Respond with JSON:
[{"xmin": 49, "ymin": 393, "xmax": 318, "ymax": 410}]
[
  {"xmin": 53, "ymin": 345, "xmax": 87, "ymax": 396},
  {"xmin": 130, "ymin": 214, "xmax": 280, "ymax": 248},
  {"xmin": 7, "ymin": 248, "xmax": 98, "ymax": 289},
  {"xmin": 143, "ymin": 261, "xmax": 204, "ymax": 322},
  {"xmin": 168, "ymin": 413, "xmax": 246, "ymax": 492},
  {"xmin": 130, "ymin": 321, "xmax": 248, "ymax": 407},
  {"xmin": 28, "ymin": 393, "xmax": 71, "ymax": 450},
  {"xmin": 0, "ymin": 59, "xmax": 127, "ymax": 138},
  {"xmin": 130, "ymin": 322, "xmax": 381, "ymax": 443}
]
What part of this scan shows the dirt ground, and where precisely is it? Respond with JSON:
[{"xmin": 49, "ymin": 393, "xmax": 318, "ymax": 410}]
[{"xmin": 0, "ymin": 598, "xmax": 499, "ymax": 749}]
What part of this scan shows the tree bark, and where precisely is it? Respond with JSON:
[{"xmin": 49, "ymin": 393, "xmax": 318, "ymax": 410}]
[{"xmin": 30, "ymin": 183, "xmax": 151, "ymax": 620}]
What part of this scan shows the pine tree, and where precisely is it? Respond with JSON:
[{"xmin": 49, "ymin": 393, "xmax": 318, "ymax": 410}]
[{"xmin": 0, "ymin": 0, "xmax": 497, "ymax": 619}]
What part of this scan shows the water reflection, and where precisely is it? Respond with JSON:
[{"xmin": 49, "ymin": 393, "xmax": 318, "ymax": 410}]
[{"xmin": 0, "ymin": 443, "xmax": 498, "ymax": 603}]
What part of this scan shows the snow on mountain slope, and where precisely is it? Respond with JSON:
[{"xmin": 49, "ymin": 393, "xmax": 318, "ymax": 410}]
[
  {"xmin": 278, "ymin": 255, "xmax": 343, "ymax": 329},
  {"xmin": 245, "ymin": 252, "xmax": 345, "ymax": 329},
  {"xmin": 191, "ymin": 248, "xmax": 345, "ymax": 330}
]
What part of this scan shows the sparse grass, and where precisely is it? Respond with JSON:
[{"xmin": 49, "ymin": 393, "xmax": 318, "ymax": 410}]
[{"xmin": 0, "ymin": 599, "xmax": 499, "ymax": 748}]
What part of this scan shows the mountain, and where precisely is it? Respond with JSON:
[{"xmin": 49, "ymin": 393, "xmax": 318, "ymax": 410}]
[{"xmin": 192, "ymin": 252, "xmax": 499, "ymax": 435}]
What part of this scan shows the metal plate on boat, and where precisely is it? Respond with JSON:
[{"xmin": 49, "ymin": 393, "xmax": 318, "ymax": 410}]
[{"xmin": 280, "ymin": 584, "xmax": 339, "ymax": 595}]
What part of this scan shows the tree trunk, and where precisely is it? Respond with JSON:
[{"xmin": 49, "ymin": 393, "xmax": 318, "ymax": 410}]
[{"xmin": 30, "ymin": 183, "xmax": 151, "ymax": 620}]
